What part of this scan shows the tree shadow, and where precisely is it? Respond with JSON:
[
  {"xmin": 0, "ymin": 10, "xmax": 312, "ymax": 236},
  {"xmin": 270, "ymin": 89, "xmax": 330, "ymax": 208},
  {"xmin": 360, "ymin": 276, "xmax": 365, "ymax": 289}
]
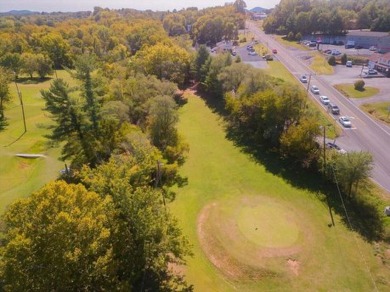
[
  {"xmin": 193, "ymin": 90, "xmax": 385, "ymax": 242},
  {"xmin": 16, "ymin": 76, "xmax": 52, "ymax": 84}
]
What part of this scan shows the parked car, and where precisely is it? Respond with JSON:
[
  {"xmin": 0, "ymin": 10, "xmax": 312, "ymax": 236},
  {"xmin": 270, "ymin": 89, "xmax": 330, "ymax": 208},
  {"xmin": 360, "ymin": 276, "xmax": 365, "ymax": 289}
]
[
  {"xmin": 308, "ymin": 41, "xmax": 317, "ymax": 47},
  {"xmin": 246, "ymin": 45, "xmax": 253, "ymax": 50},
  {"xmin": 248, "ymin": 50, "xmax": 257, "ymax": 56},
  {"xmin": 300, "ymin": 75, "xmax": 308, "ymax": 83},
  {"xmin": 369, "ymin": 46, "xmax": 377, "ymax": 51},
  {"xmin": 339, "ymin": 116, "xmax": 352, "ymax": 128},
  {"xmin": 310, "ymin": 85, "xmax": 320, "ymax": 94},
  {"xmin": 327, "ymin": 103, "xmax": 340, "ymax": 115},
  {"xmin": 362, "ymin": 69, "xmax": 378, "ymax": 78},
  {"xmin": 331, "ymin": 49, "xmax": 341, "ymax": 56},
  {"xmin": 263, "ymin": 54, "xmax": 273, "ymax": 61},
  {"xmin": 326, "ymin": 142, "xmax": 347, "ymax": 154},
  {"xmin": 346, "ymin": 60, "xmax": 352, "ymax": 67},
  {"xmin": 319, "ymin": 95, "xmax": 330, "ymax": 105},
  {"xmin": 272, "ymin": 49, "xmax": 277, "ymax": 54}
]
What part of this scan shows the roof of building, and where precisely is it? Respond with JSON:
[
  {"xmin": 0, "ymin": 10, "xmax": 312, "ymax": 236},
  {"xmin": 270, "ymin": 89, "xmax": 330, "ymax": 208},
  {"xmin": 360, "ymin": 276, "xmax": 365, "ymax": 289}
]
[
  {"xmin": 347, "ymin": 30, "xmax": 390, "ymax": 38},
  {"xmin": 369, "ymin": 52, "xmax": 390, "ymax": 63}
]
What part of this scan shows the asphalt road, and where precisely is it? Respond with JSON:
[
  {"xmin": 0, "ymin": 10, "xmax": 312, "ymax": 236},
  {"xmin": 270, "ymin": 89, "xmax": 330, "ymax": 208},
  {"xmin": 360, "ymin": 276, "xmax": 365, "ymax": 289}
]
[{"xmin": 247, "ymin": 22, "xmax": 390, "ymax": 195}]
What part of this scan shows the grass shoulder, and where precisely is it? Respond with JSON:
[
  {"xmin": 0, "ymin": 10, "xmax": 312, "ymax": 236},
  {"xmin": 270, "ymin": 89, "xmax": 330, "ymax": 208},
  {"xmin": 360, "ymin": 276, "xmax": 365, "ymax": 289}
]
[
  {"xmin": 361, "ymin": 102, "xmax": 390, "ymax": 125},
  {"xmin": 334, "ymin": 83, "xmax": 380, "ymax": 99}
]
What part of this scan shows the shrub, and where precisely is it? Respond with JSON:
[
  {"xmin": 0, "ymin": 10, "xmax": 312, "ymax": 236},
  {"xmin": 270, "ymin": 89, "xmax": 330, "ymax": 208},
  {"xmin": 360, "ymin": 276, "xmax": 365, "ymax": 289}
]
[
  {"xmin": 341, "ymin": 53, "xmax": 347, "ymax": 65},
  {"xmin": 295, "ymin": 32, "xmax": 302, "ymax": 41},
  {"xmin": 287, "ymin": 31, "xmax": 295, "ymax": 40},
  {"xmin": 328, "ymin": 56, "xmax": 336, "ymax": 66},
  {"xmin": 354, "ymin": 79, "xmax": 365, "ymax": 91}
]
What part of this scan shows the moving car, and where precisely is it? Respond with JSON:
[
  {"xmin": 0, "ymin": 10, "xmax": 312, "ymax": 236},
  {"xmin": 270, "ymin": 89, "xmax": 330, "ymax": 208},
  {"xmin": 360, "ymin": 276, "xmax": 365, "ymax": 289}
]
[
  {"xmin": 272, "ymin": 49, "xmax": 277, "ymax": 54},
  {"xmin": 319, "ymin": 95, "xmax": 330, "ymax": 105},
  {"xmin": 310, "ymin": 85, "xmax": 320, "ymax": 94},
  {"xmin": 346, "ymin": 60, "xmax": 352, "ymax": 67},
  {"xmin": 339, "ymin": 116, "xmax": 352, "ymax": 128},
  {"xmin": 300, "ymin": 75, "xmax": 308, "ymax": 83},
  {"xmin": 327, "ymin": 103, "xmax": 340, "ymax": 115}
]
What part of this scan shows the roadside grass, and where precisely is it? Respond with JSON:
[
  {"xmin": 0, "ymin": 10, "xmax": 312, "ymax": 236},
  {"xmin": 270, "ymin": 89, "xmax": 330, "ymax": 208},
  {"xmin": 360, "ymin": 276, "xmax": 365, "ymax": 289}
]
[
  {"xmin": 334, "ymin": 83, "xmax": 380, "ymax": 99},
  {"xmin": 361, "ymin": 102, "xmax": 390, "ymax": 124},
  {"xmin": 264, "ymin": 61, "xmax": 340, "ymax": 139},
  {"xmin": 274, "ymin": 35, "xmax": 310, "ymax": 51},
  {"xmin": 172, "ymin": 92, "xmax": 390, "ymax": 291},
  {"xmin": 0, "ymin": 70, "xmax": 71, "ymax": 212},
  {"xmin": 309, "ymin": 51, "xmax": 334, "ymax": 75}
]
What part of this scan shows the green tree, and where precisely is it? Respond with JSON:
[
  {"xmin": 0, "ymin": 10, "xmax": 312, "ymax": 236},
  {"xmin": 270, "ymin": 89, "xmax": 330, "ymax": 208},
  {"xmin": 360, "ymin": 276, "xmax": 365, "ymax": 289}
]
[
  {"xmin": 0, "ymin": 181, "xmax": 118, "ymax": 291},
  {"xmin": 80, "ymin": 154, "xmax": 192, "ymax": 291},
  {"xmin": 134, "ymin": 43, "xmax": 191, "ymax": 86},
  {"xmin": 354, "ymin": 79, "xmax": 365, "ymax": 91},
  {"xmin": 21, "ymin": 52, "xmax": 37, "ymax": 78},
  {"xmin": 41, "ymin": 78, "xmax": 99, "ymax": 167},
  {"xmin": 279, "ymin": 116, "xmax": 321, "ymax": 167},
  {"xmin": 0, "ymin": 53, "xmax": 22, "ymax": 77},
  {"xmin": 41, "ymin": 33, "xmax": 73, "ymax": 69},
  {"xmin": 341, "ymin": 53, "xmax": 347, "ymax": 65},
  {"xmin": 0, "ymin": 68, "xmax": 11, "ymax": 130},
  {"xmin": 36, "ymin": 54, "xmax": 53, "ymax": 79},
  {"xmin": 194, "ymin": 45, "xmax": 210, "ymax": 81},
  {"xmin": 148, "ymin": 96, "xmax": 188, "ymax": 165},
  {"xmin": 331, "ymin": 151, "xmax": 373, "ymax": 197},
  {"xmin": 233, "ymin": 0, "xmax": 247, "ymax": 14}
]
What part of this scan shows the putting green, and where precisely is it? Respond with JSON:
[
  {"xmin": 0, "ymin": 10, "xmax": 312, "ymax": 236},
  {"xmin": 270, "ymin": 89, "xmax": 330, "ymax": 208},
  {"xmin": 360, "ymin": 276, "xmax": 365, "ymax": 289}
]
[{"xmin": 236, "ymin": 204, "xmax": 300, "ymax": 248}]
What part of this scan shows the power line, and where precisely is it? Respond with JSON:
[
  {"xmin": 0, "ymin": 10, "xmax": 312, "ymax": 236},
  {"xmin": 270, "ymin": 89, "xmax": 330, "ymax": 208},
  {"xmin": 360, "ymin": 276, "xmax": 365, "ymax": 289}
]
[{"xmin": 331, "ymin": 165, "xmax": 379, "ymax": 292}]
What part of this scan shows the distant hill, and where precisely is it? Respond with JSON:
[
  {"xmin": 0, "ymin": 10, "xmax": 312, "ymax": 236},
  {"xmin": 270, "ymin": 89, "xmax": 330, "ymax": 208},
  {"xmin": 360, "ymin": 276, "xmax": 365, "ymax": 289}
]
[
  {"xmin": 249, "ymin": 7, "xmax": 266, "ymax": 13},
  {"xmin": 0, "ymin": 10, "xmax": 39, "ymax": 16}
]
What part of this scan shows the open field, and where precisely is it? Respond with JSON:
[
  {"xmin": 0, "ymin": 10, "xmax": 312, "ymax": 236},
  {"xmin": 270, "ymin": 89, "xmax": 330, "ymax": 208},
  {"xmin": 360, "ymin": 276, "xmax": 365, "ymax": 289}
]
[
  {"xmin": 334, "ymin": 83, "xmax": 380, "ymax": 99},
  {"xmin": 0, "ymin": 71, "xmax": 72, "ymax": 212},
  {"xmin": 309, "ymin": 51, "xmax": 334, "ymax": 75},
  {"xmin": 171, "ymin": 91, "xmax": 390, "ymax": 291}
]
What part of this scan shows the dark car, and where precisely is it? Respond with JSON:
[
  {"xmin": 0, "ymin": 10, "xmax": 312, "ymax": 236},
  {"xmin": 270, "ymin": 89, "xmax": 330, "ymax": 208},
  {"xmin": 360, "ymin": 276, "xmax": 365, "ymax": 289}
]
[
  {"xmin": 326, "ymin": 142, "xmax": 346, "ymax": 154},
  {"xmin": 328, "ymin": 103, "xmax": 340, "ymax": 115}
]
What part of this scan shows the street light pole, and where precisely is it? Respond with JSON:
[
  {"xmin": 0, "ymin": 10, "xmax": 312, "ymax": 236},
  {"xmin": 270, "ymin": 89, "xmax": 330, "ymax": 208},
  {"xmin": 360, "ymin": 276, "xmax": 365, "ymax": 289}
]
[{"xmin": 14, "ymin": 73, "xmax": 27, "ymax": 133}]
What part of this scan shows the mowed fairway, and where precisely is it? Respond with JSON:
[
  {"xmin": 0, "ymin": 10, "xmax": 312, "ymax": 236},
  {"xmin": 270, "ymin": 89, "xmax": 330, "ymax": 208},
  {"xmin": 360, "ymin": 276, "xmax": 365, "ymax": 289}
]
[
  {"xmin": 171, "ymin": 91, "xmax": 389, "ymax": 291},
  {"xmin": 0, "ymin": 72, "xmax": 70, "ymax": 212}
]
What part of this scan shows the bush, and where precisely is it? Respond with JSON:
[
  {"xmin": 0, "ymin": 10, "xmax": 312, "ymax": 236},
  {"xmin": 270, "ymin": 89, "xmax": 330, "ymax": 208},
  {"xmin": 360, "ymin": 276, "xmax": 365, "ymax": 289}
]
[
  {"xmin": 287, "ymin": 31, "xmax": 295, "ymax": 40},
  {"xmin": 295, "ymin": 32, "xmax": 302, "ymax": 41},
  {"xmin": 240, "ymin": 37, "xmax": 246, "ymax": 43},
  {"xmin": 354, "ymin": 79, "xmax": 365, "ymax": 91},
  {"xmin": 328, "ymin": 56, "xmax": 336, "ymax": 66},
  {"xmin": 341, "ymin": 53, "xmax": 347, "ymax": 65}
]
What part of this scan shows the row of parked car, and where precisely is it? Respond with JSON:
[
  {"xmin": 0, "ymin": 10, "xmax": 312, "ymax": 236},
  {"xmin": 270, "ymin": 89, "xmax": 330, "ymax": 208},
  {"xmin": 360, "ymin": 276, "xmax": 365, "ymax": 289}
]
[{"xmin": 300, "ymin": 75, "xmax": 353, "ymax": 129}]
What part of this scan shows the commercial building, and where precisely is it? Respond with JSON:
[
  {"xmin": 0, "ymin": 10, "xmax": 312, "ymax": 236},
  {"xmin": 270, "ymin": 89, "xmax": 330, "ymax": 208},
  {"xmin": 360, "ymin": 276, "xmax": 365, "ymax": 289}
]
[{"xmin": 346, "ymin": 30, "xmax": 390, "ymax": 53}]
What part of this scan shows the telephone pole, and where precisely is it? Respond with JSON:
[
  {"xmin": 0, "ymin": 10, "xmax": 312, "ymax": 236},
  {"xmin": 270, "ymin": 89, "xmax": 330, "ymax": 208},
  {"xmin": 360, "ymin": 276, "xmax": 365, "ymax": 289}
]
[{"xmin": 14, "ymin": 73, "xmax": 27, "ymax": 133}]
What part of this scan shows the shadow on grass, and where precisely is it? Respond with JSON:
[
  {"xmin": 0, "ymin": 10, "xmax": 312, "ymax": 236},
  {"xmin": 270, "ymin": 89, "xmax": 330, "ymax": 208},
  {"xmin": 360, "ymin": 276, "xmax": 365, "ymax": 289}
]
[
  {"xmin": 193, "ymin": 87, "xmax": 385, "ymax": 242},
  {"xmin": 16, "ymin": 77, "xmax": 52, "ymax": 84}
]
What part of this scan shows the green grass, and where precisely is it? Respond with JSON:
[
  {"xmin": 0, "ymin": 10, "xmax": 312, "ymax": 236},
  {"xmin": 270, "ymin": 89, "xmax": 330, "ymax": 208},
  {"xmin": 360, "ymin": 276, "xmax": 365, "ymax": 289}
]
[
  {"xmin": 361, "ymin": 101, "xmax": 390, "ymax": 125},
  {"xmin": 274, "ymin": 35, "xmax": 310, "ymax": 51},
  {"xmin": 334, "ymin": 83, "xmax": 380, "ymax": 99},
  {"xmin": 171, "ymin": 92, "xmax": 390, "ymax": 291},
  {"xmin": 0, "ymin": 70, "xmax": 72, "ymax": 212},
  {"xmin": 309, "ymin": 52, "xmax": 334, "ymax": 75}
]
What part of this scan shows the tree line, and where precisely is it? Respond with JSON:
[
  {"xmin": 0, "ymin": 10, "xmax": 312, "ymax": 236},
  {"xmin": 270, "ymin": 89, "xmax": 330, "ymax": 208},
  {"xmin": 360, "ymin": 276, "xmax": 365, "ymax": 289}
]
[
  {"xmin": 263, "ymin": 0, "xmax": 390, "ymax": 38},
  {"xmin": 0, "ymin": 2, "xmax": 249, "ymax": 290},
  {"xmin": 194, "ymin": 44, "xmax": 374, "ymax": 204}
]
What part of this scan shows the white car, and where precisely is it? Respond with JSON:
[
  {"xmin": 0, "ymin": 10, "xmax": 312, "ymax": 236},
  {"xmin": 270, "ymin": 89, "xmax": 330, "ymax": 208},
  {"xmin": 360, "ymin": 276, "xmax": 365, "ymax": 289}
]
[
  {"xmin": 248, "ymin": 50, "xmax": 257, "ymax": 56},
  {"xmin": 319, "ymin": 95, "xmax": 330, "ymax": 105},
  {"xmin": 310, "ymin": 85, "xmax": 320, "ymax": 94},
  {"xmin": 339, "ymin": 116, "xmax": 352, "ymax": 128},
  {"xmin": 300, "ymin": 75, "xmax": 308, "ymax": 83}
]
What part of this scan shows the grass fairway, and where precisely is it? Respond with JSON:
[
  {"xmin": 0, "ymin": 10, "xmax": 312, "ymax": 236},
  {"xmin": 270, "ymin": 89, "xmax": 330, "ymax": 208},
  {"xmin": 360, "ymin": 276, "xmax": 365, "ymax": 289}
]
[
  {"xmin": 171, "ymin": 91, "xmax": 390, "ymax": 291},
  {"xmin": 335, "ymin": 83, "xmax": 380, "ymax": 99},
  {"xmin": 0, "ymin": 71, "xmax": 72, "ymax": 212}
]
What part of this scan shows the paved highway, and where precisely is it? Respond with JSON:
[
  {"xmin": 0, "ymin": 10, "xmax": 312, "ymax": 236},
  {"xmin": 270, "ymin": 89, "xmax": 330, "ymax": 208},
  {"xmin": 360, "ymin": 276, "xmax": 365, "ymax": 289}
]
[{"xmin": 247, "ymin": 22, "xmax": 390, "ymax": 194}]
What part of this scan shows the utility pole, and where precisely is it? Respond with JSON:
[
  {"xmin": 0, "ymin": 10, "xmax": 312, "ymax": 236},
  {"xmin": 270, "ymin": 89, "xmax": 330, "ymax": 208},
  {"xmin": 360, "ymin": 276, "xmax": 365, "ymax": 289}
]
[
  {"xmin": 14, "ymin": 73, "xmax": 27, "ymax": 133},
  {"xmin": 155, "ymin": 160, "xmax": 166, "ymax": 208}
]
